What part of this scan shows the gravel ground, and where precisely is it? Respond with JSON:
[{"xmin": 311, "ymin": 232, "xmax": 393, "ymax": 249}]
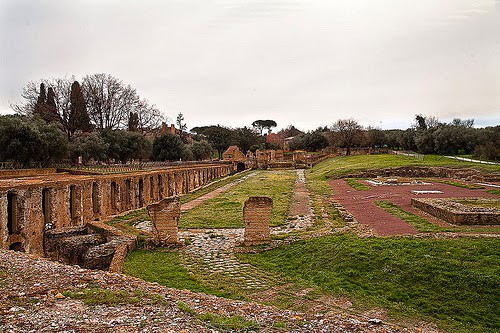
[{"xmin": 0, "ymin": 250, "xmax": 436, "ymax": 333}]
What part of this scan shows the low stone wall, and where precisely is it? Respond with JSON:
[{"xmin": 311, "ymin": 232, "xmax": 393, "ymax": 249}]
[
  {"xmin": 412, "ymin": 198, "xmax": 500, "ymax": 225},
  {"xmin": 340, "ymin": 166, "xmax": 500, "ymax": 182}
]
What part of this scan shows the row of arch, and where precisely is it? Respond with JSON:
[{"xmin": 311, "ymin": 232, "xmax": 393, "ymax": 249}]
[{"xmin": 2, "ymin": 164, "xmax": 232, "ymax": 254}]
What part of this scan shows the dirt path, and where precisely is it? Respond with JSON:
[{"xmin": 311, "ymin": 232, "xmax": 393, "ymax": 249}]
[
  {"xmin": 180, "ymin": 171, "xmax": 256, "ymax": 211},
  {"xmin": 330, "ymin": 179, "xmax": 499, "ymax": 236}
]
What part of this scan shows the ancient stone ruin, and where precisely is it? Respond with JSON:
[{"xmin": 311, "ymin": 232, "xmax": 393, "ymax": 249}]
[
  {"xmin": 0, "ymin": 162, "xmax": 232, "ymax": 269},
  {"xmin": 147, "ymin": 196, "xmax": 181, "ymax": 246},
  {"xmin": 243, "ymin": 196, "xmax": 273, "ymax": 245},
  {"xmin": 412, "ymin": 197, "xmax": 500, "ymax": 225}
]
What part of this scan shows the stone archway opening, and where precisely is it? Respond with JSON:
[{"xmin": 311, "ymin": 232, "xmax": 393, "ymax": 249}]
[
  {"xmin": 236, "ymin": 162, "xmax": 246, "ymax": 172},
  {"xmin": 9, "ymin": 242, "xmax": 24, "ymax": 252}
]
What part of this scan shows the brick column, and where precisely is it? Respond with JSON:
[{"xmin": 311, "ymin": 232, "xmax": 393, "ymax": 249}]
[
  {"xmin": 243, "ymin": 196, "xmax": 273, "ymax": 245},
  {"xmin": 147, "ymin": 197, "xmax": 180, "ymax": 246}
]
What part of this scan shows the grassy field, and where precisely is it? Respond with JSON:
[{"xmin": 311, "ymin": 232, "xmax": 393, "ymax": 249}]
[
  {"xmin": 118, "ymin": 154, "xmax": 499, "ymax": 332},
  {"xmin": 123, "ymin": 250, "xmax": 241, "ymax": 298},
  {"xmin": 308, "ymin": 154, "xmax": 500, "ymax": 180},
  {"xmin": 180, "ymin": 170, "xmax": 296, "ymax": 228},
  {"xmin": 238, "ymin": 235, "xmax": 500, "ymax": 333}
]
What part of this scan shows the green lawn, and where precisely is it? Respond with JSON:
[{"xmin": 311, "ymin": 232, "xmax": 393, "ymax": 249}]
[
  {"xmin": 238, "ymin": 235, "xmax": 500, "ymax": 332},
  {"xmin": 180, "ymin": 170, "xmax": 296, "ymax": 228},
  {"xmin": 308, "ymin": 154, "xmax": 500, "ymax": 180}
]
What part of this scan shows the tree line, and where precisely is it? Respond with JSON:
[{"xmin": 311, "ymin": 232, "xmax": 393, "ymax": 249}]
[{"xmin": 2, "ymin": 74, "xmax": 498, "ymax": 167}]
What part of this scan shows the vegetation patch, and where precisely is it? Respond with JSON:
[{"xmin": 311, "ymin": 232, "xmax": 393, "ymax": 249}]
[
  {"xmin": 311, "ymin": 154, "xmax": 500, "ymax": 180},
  {"xmin": 374, "ymin": 200, "xmax": 443, "ymax": 233},
  {"xmin": 305, "ymin": 167, "xmax": 346, "ymax": 228},
  {"xmin": 180, "ymin": 170, "xmax": 296, "ymax": 228},
  {"xmin": 238, "ymin": 235, "xmax": 500, "ymax": 332},
  {"xmin": 124, "ymin": 250, "xmax": 236, "ymax": 298},
  {"xmin": 177, "ymin": 301, "xmax": 259, "ymax": 332},
  {"xmin": 453, "ymin": 198, "xmax": 500, "ymax": 210},
  {"xmin": 344, "ymin": 178, "xmax": 370, "ymax": 191},
  {"xmin": 430, "ymin": 179, "xmax": 484, "ymax": 189},
  {"xmin": 486, "ymin": 189, "xmax": 500, "ymax": 195}
]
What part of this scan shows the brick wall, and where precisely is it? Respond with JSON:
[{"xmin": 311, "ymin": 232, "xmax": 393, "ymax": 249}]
[
  {"xmin": 147, "ymin": 197, "xmax": 180, "ymax": 245},
  {"xmin": 243, "ymin": 196, "xmax": 273, "ymax": 245},
  {"xmin": 0, "ymin": 163, "xmax": 232, "ymax": 255}
]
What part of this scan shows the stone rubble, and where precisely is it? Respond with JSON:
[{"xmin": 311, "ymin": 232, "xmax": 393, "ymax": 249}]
[{"xmin": 0, "ymin": 249, "xmax": 432, "ymax": 332}]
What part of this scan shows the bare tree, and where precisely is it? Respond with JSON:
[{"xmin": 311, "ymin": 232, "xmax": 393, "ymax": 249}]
[
  {"xmin": 135, "ymin": 99, "xmax": 163, "ymax": 130},
  {"xmin": 82, "ymin": 74, "xmax": 138, "ymax": 130},
  {"xmin": 12, "ymin": 78, "xmax": 73, "ymax": 121},
  {"xmin": 13, "ymin": 74, "xmax": 165, "ymax": 131},
  {"xmin": 82, "ymin": 74, "xmax": 164, "ymax": 130},
  {"xmin": 332, "ymin": 118, "xmax": 363, "ymax": 155}
]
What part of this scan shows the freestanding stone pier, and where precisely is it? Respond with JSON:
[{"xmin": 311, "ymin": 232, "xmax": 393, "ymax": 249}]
[
  {"xmin": 147, "ymin": 196, "xmax": 181, "ymax": 246},
  {"xmin": 243, "ymin": 196, "xmax": 273, "ymax": 245}
]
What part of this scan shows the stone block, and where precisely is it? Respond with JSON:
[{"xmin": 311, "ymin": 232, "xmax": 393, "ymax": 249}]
[
  {"xmin": 243, "ymin": 196, "xmax": 273, "ymax": 245},
  {"xmin": 147, "ymin": 197, "xmax": 180, "ymax": 246}
]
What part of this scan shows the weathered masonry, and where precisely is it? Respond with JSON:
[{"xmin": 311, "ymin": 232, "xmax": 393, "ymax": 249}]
[{"xmin": 0, "ymin": 163, "xmax": 232, "ymax": 256}]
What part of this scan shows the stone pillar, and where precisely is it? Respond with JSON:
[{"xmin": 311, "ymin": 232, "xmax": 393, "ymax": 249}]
[
  {"xmin": 147, "ymin": 197, "xmax": 180, "ymax": 246},
  {"xmin": 243, "ymin": 196, "xmax": 273, "ymax": 245}
]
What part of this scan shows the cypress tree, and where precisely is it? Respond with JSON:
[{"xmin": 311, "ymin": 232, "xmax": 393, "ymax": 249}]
[
  {"xmin": 33, "ymin": 83, "xmax": 46, "ymax": 117},
  {"xmin": 44, "ymin": 87, "xmax": 61, "ymax": 123},
  {"xmin": 68, "ymin": 81, "xmax": 92, "ymax": 137}
]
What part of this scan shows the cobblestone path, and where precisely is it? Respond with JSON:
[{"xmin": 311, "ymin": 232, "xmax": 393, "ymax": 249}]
[
  {"xmin": 179, "ymin": 169, "xmax": 315, "ymax": 290},
  {"xmin": 272, "ymin": 169, "xmax": 313, "ymax": 234},
  {"xmin": 135, "ymin": 170, "xmax": 316, "ymax": 289}
]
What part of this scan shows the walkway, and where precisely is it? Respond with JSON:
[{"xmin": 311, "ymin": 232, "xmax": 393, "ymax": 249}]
[
  {"xmin": 180, "ymin": 169, "xmax": 315, "ymax": 289},
  {"xmin": 330, "ymin": 178, "xmax": 499, "ymax": 236},
  {"xmin": 180, "ymin": 171, "xmax": 256, "ymax": 211},
  {"xmin": 444, "ymin": 155, "xmax": 499, "ymax": 165}
]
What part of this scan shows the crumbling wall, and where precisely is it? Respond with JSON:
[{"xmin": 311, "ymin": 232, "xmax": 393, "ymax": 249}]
[
  {"xmin": 412, "ymin": 198, "xmax": 500, "ymax": 225},
  {"xmin": 0, "ymin": 163, "xmax": 231, "ymax": 257},
  {"xmin": 243, "ymin": 196, "xmax": 273, "ymax": 245},
  {"xmin": 147, "ymin": 197, "xmax": 180, "ymax": 246}
]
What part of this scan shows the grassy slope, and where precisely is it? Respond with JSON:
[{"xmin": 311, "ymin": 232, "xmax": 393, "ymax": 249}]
[
  {"xmin": 238, "ymin": 235, "xmax": 500, "ymax": 332},
  {"xmin": 308, "ymin": 154, "xmax": 500, "ymax": 180},
  {"xmin": 123, "ymin": 250, "xmax": 237, "ymax": 298},
  {"xmin": 180, "ymin": 170, "xmax": 296, "ymax": 228}
]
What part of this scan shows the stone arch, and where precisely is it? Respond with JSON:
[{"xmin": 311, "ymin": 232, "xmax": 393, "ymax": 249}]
[
  {"xmin": 158, "ymin": 175, "xmax": 164, "ymax": 199},
  {"xmin": 69, "ymin": 185, "xmax": 77, "ymax": 224},
  {"xmin": 125, "ymin": 179, "xmax": 132, "ymax": 210},
  {"xmin": 9, "ymin": 242, "xmax": 24, "ymax": 252},
  {"xmin": 92, "ymin": 182, "xmax": 100, "ymax": 216},
  {"xmin": 110, "ymin": 181, "xmax": 117, "ymax": 212},
  {"xmin": 138, "ymin": 178, "xmax": 144, "ymax": 207},
  {"xmin": 236, "ymin": 162, "xmax": 245, "ymax": 172}
]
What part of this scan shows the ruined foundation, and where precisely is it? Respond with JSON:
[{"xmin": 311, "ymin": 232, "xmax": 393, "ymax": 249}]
[
  {"xmin": 412, "ymin": 197, "xmax": 500, "ymax": 225},
  {"xmin": 243, "ymin": 196, "xmax": 273, "ymax": 245}
]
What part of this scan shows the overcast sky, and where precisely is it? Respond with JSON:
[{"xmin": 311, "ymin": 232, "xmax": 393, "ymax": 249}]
[{"xmin": 1, "ymin": 0, "xmax": 499, "ymax": 131}]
